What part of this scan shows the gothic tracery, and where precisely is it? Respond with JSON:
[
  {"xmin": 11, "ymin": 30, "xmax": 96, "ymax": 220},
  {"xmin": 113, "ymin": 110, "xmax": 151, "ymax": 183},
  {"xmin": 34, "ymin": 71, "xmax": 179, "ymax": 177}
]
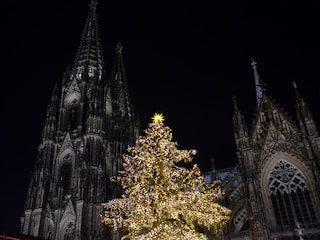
[{"xmin": 269, "ymin": 160, "xmax": 306, "ymax": 195}]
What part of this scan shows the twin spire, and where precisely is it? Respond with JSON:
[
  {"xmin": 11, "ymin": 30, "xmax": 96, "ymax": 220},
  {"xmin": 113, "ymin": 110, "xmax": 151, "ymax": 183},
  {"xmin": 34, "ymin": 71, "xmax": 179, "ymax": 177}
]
[
  {"xmin": 76, "ymin": 1, "xmax": 264, "ymax": 112},
  {"xmin": 71, "ymin": 0, "xmax": 126, "ymax": 84},
  {"xmin": 69, "ymin": 0, "xmax": 132, "ymax": 121},
  {"xmin": 71, "ymin": 0, "xmax": 104, "ymax": 81},
  {"xmin": 76, "ymin": 1, "xmax": 307, "ymax": 134}
]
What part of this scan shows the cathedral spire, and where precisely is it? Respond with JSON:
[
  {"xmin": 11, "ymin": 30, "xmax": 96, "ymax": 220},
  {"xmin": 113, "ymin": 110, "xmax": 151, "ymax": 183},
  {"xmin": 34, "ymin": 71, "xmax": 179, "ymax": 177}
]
[
  {"xmin": 251, "ymin": 58, "xmax": 263, "ymax": 107},
  {"xmin": 293, "ymin": 81, "xmax": 318, "ymax": 136},
  {"xmin": 232, "ymin": 96, "xmax": 249, "ymax": 149},
  {"xmin": 110, "ymin": 42, "xmax": 133, "ymax": 118},
  {"xmin": 21, "ymin": 2, "xmax": 139, "ymax": 239},
  {"xmin": 71, "ymin": 0, "xmax": 104, "ymax": 81}
]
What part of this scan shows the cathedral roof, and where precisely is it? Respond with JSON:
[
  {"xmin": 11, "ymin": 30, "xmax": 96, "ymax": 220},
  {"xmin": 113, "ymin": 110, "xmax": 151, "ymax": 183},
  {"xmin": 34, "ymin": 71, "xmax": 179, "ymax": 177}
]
[
  {"xmin": 247, "ymin": 59, "xmax": 299, "ymax": 142},
  {"xmin": 251, "ymin": 94, "xmax": 299, "ymax": 142}
]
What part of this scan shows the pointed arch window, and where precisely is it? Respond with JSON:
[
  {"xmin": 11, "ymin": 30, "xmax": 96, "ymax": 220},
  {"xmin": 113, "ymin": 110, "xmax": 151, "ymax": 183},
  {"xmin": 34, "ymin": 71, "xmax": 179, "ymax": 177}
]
[
  {"xmin": 68, "ymin": 99, "xmax": 79, "ymax": 131},
  {"xmin": 46, "ymin": 229, "xmax": 53, "ymax": 240},
  {"xmin": 64, "ymin": 222, "xmax": 75, "ymax": 240},
  {"xmin": 268, "ymin": 160, "xmax": 318, "ymax": 227},
  {"xmin": 233, "ymin": 206, "xmax": 248, "ymax": 232},
  {"xmin": 76, "ymin": 66, "xmax": 84, "ymax": 79},
  {"xmin": 59, "ymin": 153, "xmax": 73, "ymax": 196}
]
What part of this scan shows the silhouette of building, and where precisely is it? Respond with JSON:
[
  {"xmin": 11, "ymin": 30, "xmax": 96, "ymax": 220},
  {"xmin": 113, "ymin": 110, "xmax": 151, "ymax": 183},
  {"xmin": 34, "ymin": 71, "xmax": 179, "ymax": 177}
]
[{"xmin": 20, "ymin": 1, "xmax": 139, "ymax": 239}]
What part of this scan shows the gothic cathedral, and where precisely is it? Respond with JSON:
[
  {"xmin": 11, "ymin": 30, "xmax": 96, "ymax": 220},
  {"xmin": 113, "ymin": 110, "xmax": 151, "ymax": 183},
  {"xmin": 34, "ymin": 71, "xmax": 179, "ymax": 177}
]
[
  {"xmin": 20, "ymin": 1, "xmax": 139, "ymax": 239},
  {"xmin": 213, "ymin": 59, "xmax": 320, "ymax": 239},
  {"xmin": 20, "ymin": 1, "xmax": 320, "ymax": 240}
]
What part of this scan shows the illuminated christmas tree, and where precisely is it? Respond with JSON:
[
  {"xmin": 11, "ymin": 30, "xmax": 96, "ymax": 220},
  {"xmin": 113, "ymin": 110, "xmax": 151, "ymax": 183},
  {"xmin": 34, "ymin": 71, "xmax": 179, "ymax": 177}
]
[{"xmin": 100, "ymin": 113, "xmax": 231, "ymax": 240}]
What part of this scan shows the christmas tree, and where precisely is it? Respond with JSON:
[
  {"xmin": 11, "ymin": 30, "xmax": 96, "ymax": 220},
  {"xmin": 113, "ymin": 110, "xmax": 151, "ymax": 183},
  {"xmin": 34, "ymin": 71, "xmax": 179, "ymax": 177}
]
[{"xmin": 100, "ymin": 113, "xmax": 231, "ymax": 240}]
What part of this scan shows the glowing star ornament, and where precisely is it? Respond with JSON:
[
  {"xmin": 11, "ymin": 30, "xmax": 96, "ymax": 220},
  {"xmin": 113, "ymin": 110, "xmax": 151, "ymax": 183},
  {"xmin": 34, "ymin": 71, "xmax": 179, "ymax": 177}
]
[{"xmin": 152, "ymin": 113, "xmax": 165, "ymax": 123}]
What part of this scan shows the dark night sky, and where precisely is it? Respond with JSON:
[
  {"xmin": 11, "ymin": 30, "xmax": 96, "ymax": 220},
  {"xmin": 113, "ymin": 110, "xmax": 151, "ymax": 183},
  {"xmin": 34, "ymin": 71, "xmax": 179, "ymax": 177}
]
[{"xmin": 1, "ymin": 0, "xmax": 320, "ymax": 234}]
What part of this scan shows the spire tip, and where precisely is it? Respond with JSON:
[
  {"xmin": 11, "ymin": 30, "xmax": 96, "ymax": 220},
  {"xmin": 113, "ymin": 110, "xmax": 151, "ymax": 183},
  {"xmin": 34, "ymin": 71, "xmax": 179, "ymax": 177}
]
[
  {"xmin": 116, "ymin": 42, "xmax": 123, "ymax": 54},
  {"xmin": 292, "ymin": 81, "xmax": 297, "ymax": 88},
  {"xmin": 251, "ymin": 57, "xmax": 263, "ymax": 106},
  {"xmin": 251, "ymin": 57, "xmax": 257, "ymax": 69},
  {"xmin": 90, "ymin": 0, "xmax": 98, "ymax": 9}
]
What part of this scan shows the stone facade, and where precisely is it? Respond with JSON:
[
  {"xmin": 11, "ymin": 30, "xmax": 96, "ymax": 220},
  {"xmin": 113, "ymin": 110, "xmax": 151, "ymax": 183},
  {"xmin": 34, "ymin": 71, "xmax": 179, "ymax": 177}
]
[
  {"xmin": 20, "ymin": 1, "xmax": 139, "ymax": 239},
  {"xmin": 209, "ymin": 60, "xmax": 320, "ymax": 239},
  {"xmin": 20, "ymin": 1, "xmax": 320, "ymax": 240}
]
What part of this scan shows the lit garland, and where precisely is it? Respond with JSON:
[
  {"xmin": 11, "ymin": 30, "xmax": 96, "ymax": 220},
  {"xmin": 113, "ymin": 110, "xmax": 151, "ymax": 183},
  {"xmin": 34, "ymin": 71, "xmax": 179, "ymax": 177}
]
[{"xmin": 101, "ymin": 114, "xmax": 231, "ymax": 239}]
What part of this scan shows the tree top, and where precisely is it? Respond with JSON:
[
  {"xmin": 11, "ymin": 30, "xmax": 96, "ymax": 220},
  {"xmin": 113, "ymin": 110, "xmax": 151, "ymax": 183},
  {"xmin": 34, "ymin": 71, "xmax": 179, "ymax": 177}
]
[{"xmin": 152, "ymin": 113, "xmax": 165, "ymax": 123}]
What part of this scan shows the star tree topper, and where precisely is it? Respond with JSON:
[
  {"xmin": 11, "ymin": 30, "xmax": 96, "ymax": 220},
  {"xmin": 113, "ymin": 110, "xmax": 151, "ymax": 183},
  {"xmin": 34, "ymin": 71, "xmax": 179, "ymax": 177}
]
[{"xmin": 152, "ymin": 113, "xmax": 165, "ymax": 123}]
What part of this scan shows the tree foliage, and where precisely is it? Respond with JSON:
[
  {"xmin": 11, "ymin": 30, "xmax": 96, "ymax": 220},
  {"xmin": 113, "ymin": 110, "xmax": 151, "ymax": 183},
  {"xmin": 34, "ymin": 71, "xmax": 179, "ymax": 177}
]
[{"xmin": 101, "ymin": 116, "xmax": 231, "ymax": 239}]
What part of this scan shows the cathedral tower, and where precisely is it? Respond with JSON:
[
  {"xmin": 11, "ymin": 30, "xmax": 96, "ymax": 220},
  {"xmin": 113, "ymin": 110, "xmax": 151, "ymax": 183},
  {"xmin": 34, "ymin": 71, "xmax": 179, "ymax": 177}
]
[{"xmin": 20, "ymin": 1, "xmax": 138, "ymax": 239}]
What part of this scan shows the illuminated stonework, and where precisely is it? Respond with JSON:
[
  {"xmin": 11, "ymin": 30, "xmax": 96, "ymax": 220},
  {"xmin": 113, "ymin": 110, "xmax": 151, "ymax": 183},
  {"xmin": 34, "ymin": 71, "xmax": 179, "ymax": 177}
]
[{"xmin": 269, "ymin": 160, "xmax": 306, "ymax": 195}]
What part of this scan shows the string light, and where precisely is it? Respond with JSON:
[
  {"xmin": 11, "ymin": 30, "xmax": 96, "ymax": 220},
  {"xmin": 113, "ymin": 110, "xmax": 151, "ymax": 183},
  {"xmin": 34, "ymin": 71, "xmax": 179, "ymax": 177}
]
[{"xmin": 101, "ymin": 114, "xmax": 231, "ymax": 239}]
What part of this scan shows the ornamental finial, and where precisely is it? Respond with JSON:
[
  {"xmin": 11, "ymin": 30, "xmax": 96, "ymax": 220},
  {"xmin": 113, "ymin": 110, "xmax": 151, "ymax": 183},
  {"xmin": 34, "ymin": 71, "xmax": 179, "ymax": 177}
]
[
  {"xmin": 251, "ymin": 57, "xmax": 257, "ymax": 69},
  {"xmin": 116, "ymin": 42, "xmax": 123, "ymax": 54},
  {"xmin": 251, "ymin": 57, "xmax": 263, "ymax": 107},
  {"xmin": 90, "ymin": 0, "xmax": 98, "ymax": 9},
  {"xmin": 292, "ymin": 81, "xmax": 297, "ymax": 89}
]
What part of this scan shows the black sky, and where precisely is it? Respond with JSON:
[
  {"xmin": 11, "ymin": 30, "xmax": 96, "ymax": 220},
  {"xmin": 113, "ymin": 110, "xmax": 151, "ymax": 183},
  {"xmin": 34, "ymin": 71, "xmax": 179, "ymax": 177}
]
[{"xmin": 1, "ymin": 0, "xmax": 320, "ymax": 234}]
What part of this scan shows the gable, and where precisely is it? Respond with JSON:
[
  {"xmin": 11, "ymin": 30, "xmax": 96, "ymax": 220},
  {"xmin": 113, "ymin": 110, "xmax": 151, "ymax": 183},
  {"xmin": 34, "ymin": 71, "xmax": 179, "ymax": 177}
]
[{"xmin": 252, "ymin": 95, "xmax": 299, "ymax": 142}]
